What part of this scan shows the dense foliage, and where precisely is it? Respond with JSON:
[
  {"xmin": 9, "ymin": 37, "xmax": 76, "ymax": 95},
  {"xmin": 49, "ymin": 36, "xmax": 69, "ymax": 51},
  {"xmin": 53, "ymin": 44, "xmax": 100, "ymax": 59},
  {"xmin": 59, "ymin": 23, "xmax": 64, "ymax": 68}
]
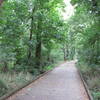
[
  {"xmin": 70, "ymin": 0, "xmax": 100, "ymax": 69},
  {"xmin": 0, "ymin": 0, "xmax": 64, "ymax": 73}
]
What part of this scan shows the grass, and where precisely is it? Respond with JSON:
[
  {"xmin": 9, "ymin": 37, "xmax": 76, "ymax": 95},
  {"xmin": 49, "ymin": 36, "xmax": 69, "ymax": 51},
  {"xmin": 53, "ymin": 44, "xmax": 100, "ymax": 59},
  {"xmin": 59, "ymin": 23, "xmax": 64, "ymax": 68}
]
[{"xmin": 76, "ymin": 62, "xmax": 100, "ymax": 100}]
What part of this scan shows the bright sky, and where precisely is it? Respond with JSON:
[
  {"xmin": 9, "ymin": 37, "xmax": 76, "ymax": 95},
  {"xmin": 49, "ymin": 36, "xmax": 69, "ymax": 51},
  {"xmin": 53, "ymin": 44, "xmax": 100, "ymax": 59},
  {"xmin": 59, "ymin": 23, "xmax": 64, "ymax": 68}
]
[{"xmin": 62, "ymin": 0, "xmax": 74, "ymax": 20}]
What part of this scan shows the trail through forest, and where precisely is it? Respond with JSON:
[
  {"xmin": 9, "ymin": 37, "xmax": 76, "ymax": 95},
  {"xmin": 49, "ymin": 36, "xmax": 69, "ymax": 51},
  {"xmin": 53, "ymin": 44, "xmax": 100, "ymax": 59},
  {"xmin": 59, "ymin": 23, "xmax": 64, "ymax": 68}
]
[{"xmin": 6, "ymin": 61, "xmax": 89, "ymax": 100}]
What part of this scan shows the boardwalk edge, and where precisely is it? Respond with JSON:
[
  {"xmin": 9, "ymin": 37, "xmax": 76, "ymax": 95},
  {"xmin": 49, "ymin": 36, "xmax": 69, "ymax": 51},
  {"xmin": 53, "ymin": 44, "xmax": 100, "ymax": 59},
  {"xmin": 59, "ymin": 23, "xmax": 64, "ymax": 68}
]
[{"xmin": 77, "ymin": 68, "xmax": 94, "ymax": 100}]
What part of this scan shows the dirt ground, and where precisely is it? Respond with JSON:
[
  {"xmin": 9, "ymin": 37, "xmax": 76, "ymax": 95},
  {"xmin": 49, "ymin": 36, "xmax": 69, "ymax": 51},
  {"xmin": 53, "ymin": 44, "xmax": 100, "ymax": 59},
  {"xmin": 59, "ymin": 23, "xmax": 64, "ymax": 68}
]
[{"xmin": 6, "ymin": 61, "xmax": 89, "ymax": 100}]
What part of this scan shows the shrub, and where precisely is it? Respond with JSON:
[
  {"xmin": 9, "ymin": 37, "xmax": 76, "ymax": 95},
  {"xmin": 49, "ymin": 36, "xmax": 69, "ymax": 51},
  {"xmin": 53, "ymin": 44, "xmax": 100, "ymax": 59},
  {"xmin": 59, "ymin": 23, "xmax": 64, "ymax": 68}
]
[{"xmin": 92, "ymin": 92, "xmax": 100, "ymax": 100}]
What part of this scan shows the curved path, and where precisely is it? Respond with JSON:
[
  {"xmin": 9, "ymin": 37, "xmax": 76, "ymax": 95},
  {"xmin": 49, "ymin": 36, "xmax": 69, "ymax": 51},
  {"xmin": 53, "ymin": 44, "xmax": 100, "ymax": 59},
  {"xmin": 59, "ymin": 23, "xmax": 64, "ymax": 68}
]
[{"xmin": 6, "ymin": 61, "xmax": 89, "ymax": 100}]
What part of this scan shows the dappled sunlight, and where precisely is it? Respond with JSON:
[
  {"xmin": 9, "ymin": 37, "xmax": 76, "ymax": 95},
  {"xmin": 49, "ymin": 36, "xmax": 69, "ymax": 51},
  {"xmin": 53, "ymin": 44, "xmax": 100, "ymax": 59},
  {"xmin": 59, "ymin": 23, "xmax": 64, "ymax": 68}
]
[{"xmin": 62, "ymin": 0, "xmax": 74, "ymax": 20}]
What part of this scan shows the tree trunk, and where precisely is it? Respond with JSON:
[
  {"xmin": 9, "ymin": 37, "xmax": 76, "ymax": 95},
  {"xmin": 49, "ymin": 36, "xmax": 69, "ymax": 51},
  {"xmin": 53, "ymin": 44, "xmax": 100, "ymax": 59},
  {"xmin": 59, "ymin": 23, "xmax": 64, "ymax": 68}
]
[
  {"xmin": 64, "ymin": 49, "xmax": 66, "ymax": 61},
  {"xmin": 27, "ymin": 7, "xmax": 36, "ymax": 61},
  {"xmin": 62, "ymin": 44, "xmax": 67, "ymax": 61},
  {"xmin": 35, "ymin": 15, "xmax": 42, "ymax": 69},
  {"xmin": 47, "ymin": 52, "xmax": 50, "ymax": 62},
  {"xmin": 2, "ymin": 62, "xmax": 8, "ymax": 72},
  {"xmin": 35, "ymin": 32, "xmax": 42, "ymax": 68}
]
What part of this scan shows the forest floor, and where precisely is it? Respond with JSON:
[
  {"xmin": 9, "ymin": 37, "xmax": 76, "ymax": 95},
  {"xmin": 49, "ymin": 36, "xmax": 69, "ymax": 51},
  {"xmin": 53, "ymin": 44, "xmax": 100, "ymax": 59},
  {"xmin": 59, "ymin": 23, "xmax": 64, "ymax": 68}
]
[{"xmin": 6, "ymin": 61, "xmax": 89, "ymax": 100}]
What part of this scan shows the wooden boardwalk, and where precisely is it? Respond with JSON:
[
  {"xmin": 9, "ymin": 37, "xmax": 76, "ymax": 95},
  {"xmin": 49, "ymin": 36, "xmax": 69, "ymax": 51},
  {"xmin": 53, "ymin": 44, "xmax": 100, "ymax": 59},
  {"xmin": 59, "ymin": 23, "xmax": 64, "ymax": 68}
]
[{"xmin": 6, "ymin": 61, "xmax": 89, "ymax": 100}]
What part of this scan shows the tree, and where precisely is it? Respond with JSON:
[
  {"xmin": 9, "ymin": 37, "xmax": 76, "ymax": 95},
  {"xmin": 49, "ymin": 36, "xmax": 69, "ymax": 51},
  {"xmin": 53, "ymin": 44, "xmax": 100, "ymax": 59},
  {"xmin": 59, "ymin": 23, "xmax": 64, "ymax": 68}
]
[
  {"xmin": 0, "ymin": 0, "xmax": 65, "ymax": 72},
  {"xmin": 70, "ymin": 0, "xmax": 100, "ymax": 69}
]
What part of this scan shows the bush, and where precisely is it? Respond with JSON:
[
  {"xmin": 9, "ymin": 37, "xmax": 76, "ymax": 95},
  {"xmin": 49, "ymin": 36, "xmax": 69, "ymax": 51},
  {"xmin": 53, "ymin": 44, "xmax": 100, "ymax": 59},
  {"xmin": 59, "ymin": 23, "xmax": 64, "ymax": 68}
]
[
  {"xmin": 92, "ymin": 92, "xmax": 100, "ymax": 100},
  {"xmin": 28, "ymin": 68, "xmax": 40, "ymax": 75},
  {"xmin": 43, "ymin": 65, "xmax": 53, "ymax": 71}
]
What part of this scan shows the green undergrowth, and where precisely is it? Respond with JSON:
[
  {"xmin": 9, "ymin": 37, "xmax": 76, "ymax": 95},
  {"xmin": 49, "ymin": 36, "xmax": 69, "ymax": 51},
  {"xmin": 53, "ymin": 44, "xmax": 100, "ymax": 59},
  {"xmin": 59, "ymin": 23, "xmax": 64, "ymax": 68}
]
[
  {"xmin": 0, "ymin": 72, "xmax": 34, "ymax": 97},
  {"xmin": 76, "ymin": 62, "xmax": 100, "ymax": 100},
  {"xmin": 43, "ymin": 64, "xmax": 56, "ymax": 71},
  {"xmin": 43, "ymin": 61, "xmax": 63, "ymax": 72}
]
